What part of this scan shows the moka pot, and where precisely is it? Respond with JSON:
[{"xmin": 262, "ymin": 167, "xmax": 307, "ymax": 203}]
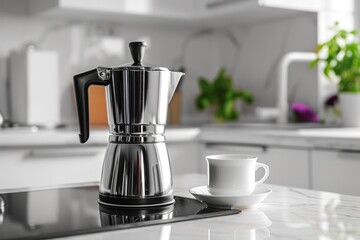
[{"xmin": 73, "ymin": 42, "xmax": 184, "ymax": 207}]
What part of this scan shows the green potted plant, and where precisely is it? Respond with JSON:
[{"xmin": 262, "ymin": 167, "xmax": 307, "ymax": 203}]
[
  {"xmin": 310, "ymin": 22, "xmax": 360, "ymax": 126},
  {"xmin": 195, "ymin": 68, "xmax": 253, "ymax": 122}
]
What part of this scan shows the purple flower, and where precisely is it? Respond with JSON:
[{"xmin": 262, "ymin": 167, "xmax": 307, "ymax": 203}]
[{"xmin": 291, "ymin": 102, "xmax": 319, "ymax": 123}]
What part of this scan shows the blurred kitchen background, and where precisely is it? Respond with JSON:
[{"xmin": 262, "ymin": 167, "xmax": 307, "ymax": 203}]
[
  {"xmin": 1, "ymin": 0, "xmax": 360, "ymax": 196},
  {"xmin": 2, "ymin": 0, "xmax": 348, "ymax": 125}
]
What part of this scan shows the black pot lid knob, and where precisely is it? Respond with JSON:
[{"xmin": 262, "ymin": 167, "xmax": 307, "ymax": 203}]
[{"xmin": 129, "ymin": 42, "xmax": 147, "ymax": 66}]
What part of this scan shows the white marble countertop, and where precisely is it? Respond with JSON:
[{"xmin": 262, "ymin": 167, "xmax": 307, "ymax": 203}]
[
  {"xmin": 59, "ymin": 174, "xmax": 360, "ymax": 240},
  {"xmin": 200, "ymin": 126, "xmax": 360, "ymax": 150}
]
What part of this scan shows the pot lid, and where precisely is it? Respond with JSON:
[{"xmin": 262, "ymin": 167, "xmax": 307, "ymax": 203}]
[{"xmin": 111, "ymin": 42, "xmax": 168, "ymax": 71}]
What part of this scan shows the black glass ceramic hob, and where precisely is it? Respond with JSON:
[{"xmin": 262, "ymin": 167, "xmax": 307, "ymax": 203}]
[{"xmin": 0, "ymin": 185, "xmax": 239, "ymax": 240}]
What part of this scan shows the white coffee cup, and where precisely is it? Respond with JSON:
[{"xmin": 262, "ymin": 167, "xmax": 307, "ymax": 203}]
[{"xmin": 206, "ymin": 154, "xmax": 269, "ymax": 196}]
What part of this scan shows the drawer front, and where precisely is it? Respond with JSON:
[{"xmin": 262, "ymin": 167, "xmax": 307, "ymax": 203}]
[
  {"xmin": 312, "ymin": 150, "xmax": 360, "ymax": 196},
  {"xmin": 0, "ymin": 146, "xmax": 106, "ymax": 190},
  {"xmin": 167, "ymin": 141, "xmax": 200, "ymax": 176},
  {"xmin": 264, "ymin": 148, "xmax": 309, "ymax": 188}
]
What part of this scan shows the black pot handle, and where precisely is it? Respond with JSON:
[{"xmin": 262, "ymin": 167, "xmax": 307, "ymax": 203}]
[{"xmin": 73, "ymin": 69, "xmax": 109, "ymax": 143}]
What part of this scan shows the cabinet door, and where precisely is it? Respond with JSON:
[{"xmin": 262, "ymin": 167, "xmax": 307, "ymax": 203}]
[
  {"xmin": 312, "ymin": 150, "xmax": 360, "ymax": 196},
  {"xmin": 0, "ymin": 149, "xmax": 28, "ymax": 189},
  {"xmin": 0, "ymin": 146, "xmax": 106, "ymax": 190},
  {"xmin": 167, "ymin": 141, "xmax": 200, "ymax": 176},
  {"xmin": 201, "ymin": 143, "xmax": 310, "ymax": 188},
  {"xmin": 264, "ymin": 147, "xmax": 309, "ymax": 188}
]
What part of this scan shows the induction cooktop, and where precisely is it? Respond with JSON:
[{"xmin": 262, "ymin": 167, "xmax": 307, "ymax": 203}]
[{"xmin": 0, "ymin": 185, "xmax": 239, "ymax": 240}]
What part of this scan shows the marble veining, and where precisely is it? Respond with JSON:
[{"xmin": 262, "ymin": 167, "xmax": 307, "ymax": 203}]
[{"xmin": 59, "ymin": 174, "xmax": 360, "ymax": 240}]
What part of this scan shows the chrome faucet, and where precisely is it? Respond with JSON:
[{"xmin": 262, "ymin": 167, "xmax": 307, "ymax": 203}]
[
  {"xmin": 277, "ymin": 52, "xmax": 317, "ymax": 123},
  {"xmin": 0, "ymin": 110, "xmax": 4, "ymax": 127}
]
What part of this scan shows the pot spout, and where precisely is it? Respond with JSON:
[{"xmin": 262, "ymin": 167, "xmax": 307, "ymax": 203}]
[{"xmin": 168, "ymin": 72, "xmax": 185, "ymax": 103}]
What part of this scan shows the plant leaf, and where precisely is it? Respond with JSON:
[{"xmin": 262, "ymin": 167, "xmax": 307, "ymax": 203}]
[
  {"xmin": 237, "ymin": 90, "xmax": 253, "ymax": 104},
  {"xmin": 309, "ymin": 58, "xmax": 319, "ymax": 68},
  {"xmin": 195, "ymin": 95, "xmax": 210, "ymax": 110},
  {"xmin": 198, "ymin": 77, "xmax": 211, "ymax": 93},
  {"xmin": 195, "ymin": 67, "xmax": 253, "ymax": 121}
]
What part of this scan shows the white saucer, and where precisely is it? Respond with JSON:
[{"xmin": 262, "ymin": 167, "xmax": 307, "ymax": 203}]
[{"xmin": 189, "ymin": 186, "xmax": 272, "ymax": 210}]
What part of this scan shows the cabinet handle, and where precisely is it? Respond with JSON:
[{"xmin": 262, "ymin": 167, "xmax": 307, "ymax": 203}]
[
  {"xmin": 337, "ymin": 149, "xmax": 360, "ymax": 160},
  {"xmin": 24, "ymin": 149, "xmax": 101, "ymax": 159}
]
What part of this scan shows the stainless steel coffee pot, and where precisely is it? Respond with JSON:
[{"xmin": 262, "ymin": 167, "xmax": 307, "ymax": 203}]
[{"xmin": 73, "ymin": 42, "xmax": 184, "ymax": 207}]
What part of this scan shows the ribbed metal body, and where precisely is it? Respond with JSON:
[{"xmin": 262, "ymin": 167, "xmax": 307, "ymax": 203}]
[{"xmin": 99, "ymin": 139, "xmax": 173, "ymax": 204}]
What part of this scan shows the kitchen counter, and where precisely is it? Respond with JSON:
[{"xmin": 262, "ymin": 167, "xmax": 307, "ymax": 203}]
[
  {"xmin": 200, "ymin": 125, "xmax": 360, "ymax": 150},
  {"xmin": 0, "ymin": 127, "xmax": 200, "ymax": 147},
  {"xmin": 52, "ymin": 174, "xmax": 360, "ymax": 240},
  {"xmin": 2, "ymin": 124, "xmax": 360, "ymax": 150}
]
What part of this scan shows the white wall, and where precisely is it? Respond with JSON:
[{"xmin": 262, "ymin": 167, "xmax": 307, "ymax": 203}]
[
  {"xmin": 181, "ymin": 15, "xmax": 318, "ymax": 123},
  {"xmin": 0, "ymin": 10, "xmax": 317, "ymax": 125}
]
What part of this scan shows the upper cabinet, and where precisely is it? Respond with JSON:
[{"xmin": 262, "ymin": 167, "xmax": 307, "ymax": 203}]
[
  {"xmin": 199, "ymin": 0, "xmax": 319, "ymax": 26},
  {"xmin": 28, "ymin": 0, "xmax": 321, "ymax": 27},
  {"xmin": 29, "ymin": 0, "xmax": 197, "ymax": 26}
]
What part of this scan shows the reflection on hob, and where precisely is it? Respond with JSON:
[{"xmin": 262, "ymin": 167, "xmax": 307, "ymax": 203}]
[
  {"xmin": 99, "ymin": 203, "xmax": 174, "ymax": 226},
  {"xmin": 0, "ymin": 186, "xmax": 239, "ymax": 240}
]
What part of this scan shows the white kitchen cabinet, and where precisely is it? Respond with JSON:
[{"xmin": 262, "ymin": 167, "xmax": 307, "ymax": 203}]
[
  {"xmin": 197, "ymin": 0, "xmax": 318, "ymax": 27},
  {"xmin": 165, "ymin": 127, "xmax": 200, "ymax": 176},
  {"xmin": 201, "ymin": 143, "xmax": 310, "ymax": 188},
  {"xmin": 29, "ymin": 0, "xmax": 198, "ymax": 26},
  {"xmin": 0, "ymin": 146, "xmax": 106, "ymax": 190},
  {"xmin": 311, "ymin": 149, "xmax": 360, "ymax": 196},
  {"xmin": 28, "ymin": 0, "xmax": 317, "ymax": 27},
  {"xmin": 264, "ymin": 147, "xmax": 310, "ymax": 188},
  {"xmin": 167, "ymin": 141, "xmax": 200, "ymax": 176}
]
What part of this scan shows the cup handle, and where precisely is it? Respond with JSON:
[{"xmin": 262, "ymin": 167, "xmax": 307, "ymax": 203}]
[{"xmin": 255, "ymin": 163, "xmax": 269, "ymax": 186}]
